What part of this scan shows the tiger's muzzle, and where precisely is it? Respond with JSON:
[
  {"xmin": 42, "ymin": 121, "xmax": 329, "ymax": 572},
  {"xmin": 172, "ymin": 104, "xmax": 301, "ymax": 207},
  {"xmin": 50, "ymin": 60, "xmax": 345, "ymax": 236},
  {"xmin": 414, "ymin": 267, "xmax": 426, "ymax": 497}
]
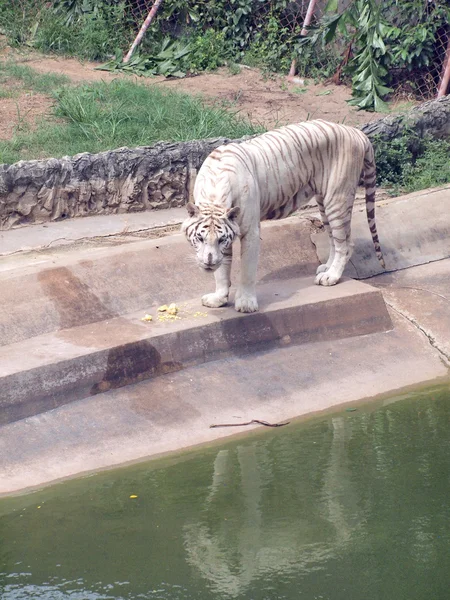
[
  {"xmin": 197, "ymin": 246, "xmax": 223, "ymax": 271},
  {"xmin": 198, "ymin": 257, "xmax": 222, "ymax": 272}
]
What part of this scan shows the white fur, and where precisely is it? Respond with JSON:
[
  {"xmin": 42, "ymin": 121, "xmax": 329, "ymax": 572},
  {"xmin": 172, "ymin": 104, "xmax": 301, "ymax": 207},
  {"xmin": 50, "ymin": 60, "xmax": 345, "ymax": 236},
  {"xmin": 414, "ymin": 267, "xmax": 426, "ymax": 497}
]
[{"xmin": 183, "ymin": 120, "xmax": 384, "ymax": 313}]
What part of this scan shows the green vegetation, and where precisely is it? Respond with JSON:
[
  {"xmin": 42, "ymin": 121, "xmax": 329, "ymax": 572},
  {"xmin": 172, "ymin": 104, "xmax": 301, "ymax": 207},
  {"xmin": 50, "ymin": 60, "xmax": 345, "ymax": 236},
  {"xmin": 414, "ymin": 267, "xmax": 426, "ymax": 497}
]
[
  {"xmin": 0, "ymin": 61, "xmax": 448, "ymax": 194},
  {"xmin": 374, "ymin": 132, "xmax": 450, "ymax": 194},
  {"xmin": 1, "ymin": 1, "xmax": 449, "ymax": 110},
  {"xmin": 401, "ymin": 141, "xmax": 450, "ymax": 192},
  {"xmin": 0, "ymin": 63, "xmax": 263, "ymax": 164},
  {"xmin": 298, "ymin": 0, "xmax": 450, "ymax": 110},
  {"xmin": 0, "ymin": 62, "xmax": 70, "ymax": 91},
  {"xmin": 0, "ymin": 0, "xmax": 133, "ymax": 62}
]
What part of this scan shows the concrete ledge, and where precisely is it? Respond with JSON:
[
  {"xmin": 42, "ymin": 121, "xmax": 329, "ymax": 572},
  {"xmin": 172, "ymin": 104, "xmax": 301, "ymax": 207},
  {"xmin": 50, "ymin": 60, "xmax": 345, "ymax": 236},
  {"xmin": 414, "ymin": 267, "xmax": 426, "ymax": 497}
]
[
  {"xmin": 0, "ymin": 207, "xmax": 188, "ymax": 257},
  {"xmin": 0, "ymin": 277, "xmax": 392, "ymax": 424},
  {"xmin": 0, "ymin": 308, "xmax": 445, "ymax": 496},
  {"xmin": 0, "ymin": 218, "xmax": 319, "ymax": 346}
]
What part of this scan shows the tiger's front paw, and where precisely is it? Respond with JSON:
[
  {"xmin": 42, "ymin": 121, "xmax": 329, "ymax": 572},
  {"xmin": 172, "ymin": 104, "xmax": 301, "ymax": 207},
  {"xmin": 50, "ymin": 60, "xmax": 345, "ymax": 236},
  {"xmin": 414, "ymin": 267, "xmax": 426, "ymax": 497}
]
[
  {"xmin": 235, "ymin": 293, "xmax": 258, "ymax": 313},
  {"xmin": 314, "ymin": 270, "xmax": 340, "ymax": 286},
  {"xmin": 316, "ymin": 264, "xmax": 329, "ymax": 274},
  {"xmin": 202, "ymin": 293, "xmax": 228, "ymax": 308}
]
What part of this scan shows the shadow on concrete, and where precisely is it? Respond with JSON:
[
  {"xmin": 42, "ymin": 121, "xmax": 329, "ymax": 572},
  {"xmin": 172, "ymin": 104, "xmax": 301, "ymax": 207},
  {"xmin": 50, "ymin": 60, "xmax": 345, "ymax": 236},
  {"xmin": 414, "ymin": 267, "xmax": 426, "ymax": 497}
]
[{"xmin": 258, "ymin": 263, "xmax": 317, "ymax": 283}]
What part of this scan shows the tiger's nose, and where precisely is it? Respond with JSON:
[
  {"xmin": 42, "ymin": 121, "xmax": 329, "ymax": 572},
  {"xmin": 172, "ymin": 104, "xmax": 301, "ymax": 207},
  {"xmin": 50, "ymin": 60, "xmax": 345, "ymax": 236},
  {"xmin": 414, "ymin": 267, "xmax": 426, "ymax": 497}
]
[{"xmin": 207, "ymin": 253, "xmax": 213, "ymax": 265}]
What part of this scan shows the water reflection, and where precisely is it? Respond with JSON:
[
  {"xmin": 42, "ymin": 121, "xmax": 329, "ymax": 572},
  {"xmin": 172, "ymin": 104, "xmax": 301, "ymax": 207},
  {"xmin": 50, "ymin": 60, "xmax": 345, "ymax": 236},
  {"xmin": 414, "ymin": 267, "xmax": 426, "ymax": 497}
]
[
  {"xmin": 0, "ymin": 385, "xmax": 449, "ymax": 600},
  {"xmin": 183, "ymin": 416, "xmax": 366, "ymax": 597}
]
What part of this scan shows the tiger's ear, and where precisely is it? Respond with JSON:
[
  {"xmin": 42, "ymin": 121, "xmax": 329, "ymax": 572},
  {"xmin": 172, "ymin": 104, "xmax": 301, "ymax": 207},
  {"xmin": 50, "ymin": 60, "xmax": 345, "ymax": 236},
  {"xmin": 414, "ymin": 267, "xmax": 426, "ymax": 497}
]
[
  {"xmin": 226, "ymin": 206, "xmax": 240, "ymax": 221},
  {"xmin": 186, "ymin": 202, "xmax": 200, "ymax": 217}
]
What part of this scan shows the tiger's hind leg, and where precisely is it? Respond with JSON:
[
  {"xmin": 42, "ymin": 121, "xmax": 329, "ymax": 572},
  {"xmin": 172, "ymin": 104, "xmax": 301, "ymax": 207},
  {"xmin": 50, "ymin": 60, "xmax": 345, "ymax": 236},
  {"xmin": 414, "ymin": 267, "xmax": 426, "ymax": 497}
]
[
  {"xmin": 235, "ymin": 229, "xmax": 260, "ymax": 313},
  {"xmin": 315, "ymin": 192, "xmax": 355, "ymax": 287},
  {"xmin": 314, "ymin": 195, "xmax": 335, "ymax": 275}
]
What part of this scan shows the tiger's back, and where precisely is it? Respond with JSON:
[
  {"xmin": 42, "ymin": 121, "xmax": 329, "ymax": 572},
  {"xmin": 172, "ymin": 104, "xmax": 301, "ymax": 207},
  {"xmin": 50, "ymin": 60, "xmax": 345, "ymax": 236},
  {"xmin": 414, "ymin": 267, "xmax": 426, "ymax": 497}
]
[{"xmin": 194, "ymin": 119, "xmax": 372, "ymax": 223}]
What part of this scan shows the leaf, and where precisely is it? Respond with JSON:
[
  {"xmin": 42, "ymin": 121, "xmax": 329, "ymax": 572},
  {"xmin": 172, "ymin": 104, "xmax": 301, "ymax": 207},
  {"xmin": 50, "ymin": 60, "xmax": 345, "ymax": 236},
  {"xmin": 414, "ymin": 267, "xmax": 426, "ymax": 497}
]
[
  {"xmin": 157, "ymin": 59, "xmax": 176, "ymax": 75},
  {"xmin": 373, "ymin": 94, "xmax": 390, "ymax": 113},
  {"xmin": 173, "ymin": 44, "xmax": 192, "ymax": 60},
  {"xmin": 188, "ymin": 9, "xmax": 199, "ymax": 22},
  {"xmin": 316, "ymin": 90, "xmax": 332, "ymax": 96},
  {"xmin": 233, "ymin": 8, "xmax": 244, "ymax": 24},
  {"xmin": 372, "ymin": 32, "xmax": 386, "ymax": 53},
  {"xmin": 353, "ymin": 75, "xmax": 373, "ymax": 92},
  {"xmin": 325, "ymin": 0, "xmax": 338, "ymax": 12},
  {"xmin": 160, "ymin": 38, "xmax": 171, "ymax": 53},
  {"xmin": 354, "ymin": 66, "xmax": 371, "ymax": 83},
  {"xmin": 348, "ymin": 92, "xmax": 374, "ymax": 109},
  {"xmin": 324, "ymin": 14, "xmax": 342, "ymax": 44},
  {"xmin": 375, "ymin": 83, "xmax": 393, "ymax": 96}
]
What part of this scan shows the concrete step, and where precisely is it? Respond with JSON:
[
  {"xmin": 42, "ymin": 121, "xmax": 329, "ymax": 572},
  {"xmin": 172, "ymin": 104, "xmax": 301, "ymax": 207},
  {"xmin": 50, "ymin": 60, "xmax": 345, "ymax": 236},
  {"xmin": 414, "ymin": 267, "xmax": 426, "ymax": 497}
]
[
  {"xmin": 0, "ymin": 276, "xmax": 392, "ymax": 425},
  {"xmin": 312, "ymin": 184, "xmax": 450, "ymax": 279},
  {"xmin": 0, "ymin": 219, "xmax": 319, "ymax": 347},
  {"xmin": 2, "ymin": 185, "xmax": 449, "ymax": 348}
]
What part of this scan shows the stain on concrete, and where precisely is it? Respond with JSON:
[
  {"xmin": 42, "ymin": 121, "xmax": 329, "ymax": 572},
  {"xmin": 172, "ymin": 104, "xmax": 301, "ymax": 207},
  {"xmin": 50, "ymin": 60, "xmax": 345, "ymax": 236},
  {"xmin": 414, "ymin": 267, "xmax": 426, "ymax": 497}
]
[
  {"xmin": 258, "ymin": 264, "xmax": 317, "ymax": 282},
  {"xmin": 91, "ymin": 339, "xmax": 182, "ymax": 395},
  {"xmin": 126, "ymin": 376, "xmax": 202, "ymax": 424},
  {"xmin": 38, "ymin": 266, "xmax": 116, "ymax": 329}
]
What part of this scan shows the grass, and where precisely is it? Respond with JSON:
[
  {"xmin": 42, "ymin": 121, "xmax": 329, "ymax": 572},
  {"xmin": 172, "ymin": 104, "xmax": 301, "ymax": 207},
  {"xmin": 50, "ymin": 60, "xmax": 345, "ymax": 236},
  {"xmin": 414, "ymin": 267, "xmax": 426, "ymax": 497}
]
[
  {"xmin": 374, "ymin": 130, "xmax": 450, "ymax": 195},
  {"xmin": 0, "ymin": 62, "xmax": 70, "ymax": 92},
  {"xmin": 0, "ymin": 87, "xmax": 18, "ymax": 99},
  {"xmin": 401, "ymin": 139, "xmax": 450, "ymax": 193},
  {"xmin": 0, "ymin": 0, "xmax": 133, "ymax": 62},
  {"xmin": 0, "ymin": 63, "xmax": 264, "ymax": 164}
]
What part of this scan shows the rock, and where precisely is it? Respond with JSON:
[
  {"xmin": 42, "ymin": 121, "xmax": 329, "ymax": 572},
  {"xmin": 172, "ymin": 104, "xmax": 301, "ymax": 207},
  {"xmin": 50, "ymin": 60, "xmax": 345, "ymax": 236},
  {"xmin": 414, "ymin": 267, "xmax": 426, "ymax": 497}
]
[{"xmin": 361, "ymin": 95, "xmax": 450, "ymax": 149}]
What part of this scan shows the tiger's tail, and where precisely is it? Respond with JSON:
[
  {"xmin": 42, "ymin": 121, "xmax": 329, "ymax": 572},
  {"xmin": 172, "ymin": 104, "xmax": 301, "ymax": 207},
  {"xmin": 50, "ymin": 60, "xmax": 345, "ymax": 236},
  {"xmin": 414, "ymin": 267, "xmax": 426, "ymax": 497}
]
[{"xmin": 363, "ymin": 142, "xmax": 386, "ymax": 269}]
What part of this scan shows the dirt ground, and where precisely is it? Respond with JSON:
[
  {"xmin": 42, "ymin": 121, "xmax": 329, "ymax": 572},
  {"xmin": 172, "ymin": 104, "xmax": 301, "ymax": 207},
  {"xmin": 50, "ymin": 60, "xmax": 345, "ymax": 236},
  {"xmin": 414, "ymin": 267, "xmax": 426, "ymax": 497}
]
[
  {"xmin": 21, "ymin": 54, "xmax": 384, "ymax": 128},
  {"xmin": 0, "ymin": 89, "xmax": 54, "ymax": 141},
  {"xmin": 0, "ymin": 38, "xmax": 390, "ymax": 142}
]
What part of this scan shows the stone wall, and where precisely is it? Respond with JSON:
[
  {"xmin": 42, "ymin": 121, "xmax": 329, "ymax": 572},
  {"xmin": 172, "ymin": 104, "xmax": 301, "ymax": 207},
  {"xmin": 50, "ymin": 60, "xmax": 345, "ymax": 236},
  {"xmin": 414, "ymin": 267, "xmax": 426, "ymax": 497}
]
[{"xmin": 0, "ymin": 137, "xmax": 241, "ymax": 230}]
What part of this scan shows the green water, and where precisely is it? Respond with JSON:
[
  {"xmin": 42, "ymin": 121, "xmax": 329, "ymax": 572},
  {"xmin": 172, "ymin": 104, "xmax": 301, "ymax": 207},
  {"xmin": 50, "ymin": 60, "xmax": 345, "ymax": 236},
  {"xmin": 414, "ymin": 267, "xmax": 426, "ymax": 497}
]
[{"xmin": 1, "ymin": 385, "xmax": 450, "ymax": 600}]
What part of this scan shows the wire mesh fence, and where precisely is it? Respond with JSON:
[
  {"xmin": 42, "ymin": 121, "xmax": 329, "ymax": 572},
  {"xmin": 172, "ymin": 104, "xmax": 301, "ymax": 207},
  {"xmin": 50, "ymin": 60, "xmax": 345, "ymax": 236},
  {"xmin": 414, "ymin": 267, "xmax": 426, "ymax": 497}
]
[
  {"xmin": 123, "ymin": 0, "xmax": 449, "ymax": 101},
  {"xmin": 1, "ymin": 0, "xmax": 449, "ymax": 102}
]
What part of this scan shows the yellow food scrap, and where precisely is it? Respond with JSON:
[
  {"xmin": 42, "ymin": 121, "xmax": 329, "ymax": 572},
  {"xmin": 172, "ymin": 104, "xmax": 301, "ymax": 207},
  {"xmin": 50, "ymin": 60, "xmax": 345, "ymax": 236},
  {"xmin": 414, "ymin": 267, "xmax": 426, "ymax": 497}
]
[
  {"xmin": 129, "ymin": 495, "xmax": 138, "ymax": 499},
  {"xmin": 141, "ymin": 314, "xmax": 153, "ymax": 322},
  {"xmin": 167, "ymin": 303, "xmax": 178, "ymax": 315},
  {"xmin": 157, "ymin": 313, "xmax": 181, "ymax": 322},
  {"xmin": 193, "ymin": 311, "xmax": 208, "ymax": 318},
  {"xmin": 158, "ymin": 302, "xmax": 179, "ymax": 316}
]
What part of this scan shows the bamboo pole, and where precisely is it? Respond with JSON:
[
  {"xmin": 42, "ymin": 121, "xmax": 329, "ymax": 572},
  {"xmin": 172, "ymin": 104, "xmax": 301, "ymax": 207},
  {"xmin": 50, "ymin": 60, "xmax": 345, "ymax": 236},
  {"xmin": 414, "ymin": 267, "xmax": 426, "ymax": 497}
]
[
  {"xmin": 288, "ymin": 0, "xmax": 319, "ymax": 80},
  {"xmin": 123, "ymin": 0, "xmax": 164, "ymax": 64},
  {"xmin": 437, "ymin": 36, "xmax": 450, "ymax": 98}
]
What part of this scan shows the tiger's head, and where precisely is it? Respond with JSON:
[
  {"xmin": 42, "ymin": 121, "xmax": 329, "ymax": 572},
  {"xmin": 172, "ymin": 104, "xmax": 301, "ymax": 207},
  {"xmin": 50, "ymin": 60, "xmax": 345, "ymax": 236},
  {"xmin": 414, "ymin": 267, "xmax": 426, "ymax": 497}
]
[{"xmin": 182, "ymin": 202, "xmax": 240, "ymax": 271}]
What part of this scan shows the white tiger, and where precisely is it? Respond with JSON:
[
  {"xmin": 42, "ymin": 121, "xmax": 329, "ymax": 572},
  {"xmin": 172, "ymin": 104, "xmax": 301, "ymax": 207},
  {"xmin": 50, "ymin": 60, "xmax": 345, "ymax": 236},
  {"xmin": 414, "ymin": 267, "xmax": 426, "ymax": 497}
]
[{"xmin": 182, "ymin": 119, "xmax": 385, "ymax": 313}]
